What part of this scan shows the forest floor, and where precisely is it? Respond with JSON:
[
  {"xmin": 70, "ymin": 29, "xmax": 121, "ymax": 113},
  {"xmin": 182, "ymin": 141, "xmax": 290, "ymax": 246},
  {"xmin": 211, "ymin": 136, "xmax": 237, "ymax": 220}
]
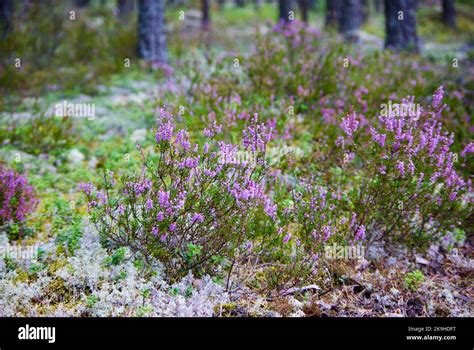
[{"xmin": 1, "ymin": 3, "xmax": 473, "ymax": 317}]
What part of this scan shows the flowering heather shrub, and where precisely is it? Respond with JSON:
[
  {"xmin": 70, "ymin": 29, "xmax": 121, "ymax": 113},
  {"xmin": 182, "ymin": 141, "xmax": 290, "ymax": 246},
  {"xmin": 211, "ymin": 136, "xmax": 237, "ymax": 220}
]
[
  {"xmin": 336, "ymin": 88, "xmax": 473, "ymax": 247},
  {"xmin": 82, "ymin": 110, "xmax": 276, "ymax": 279},
  {"xmin": 0, "ymin": 165, "xmax": 38, "ymax": 234},
  {"xmin": 0, "ymin": 112, "xmax": 77, "ymax": 156}
]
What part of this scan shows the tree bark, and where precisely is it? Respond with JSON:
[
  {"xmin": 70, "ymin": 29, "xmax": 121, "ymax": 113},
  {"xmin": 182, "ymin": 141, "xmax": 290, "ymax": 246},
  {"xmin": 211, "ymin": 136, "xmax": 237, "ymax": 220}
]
[
  {"xmin": 202, "ymin": 0, "xmax": 211, "ymax": 30},
  {"xmin": 298, "ymin": 0, "xmax": 309, "ymax": 23},
  {"xmin": 75, "ymin": 0, "xmax": 90, "ymax": 7},
  {"xmin": 442, "ymin": 0, "xmax": 456, "ymax": 28},
  {"xmin": 137, "ymin": 0, "xmax": 167, "ymax": 63},
  {"xmin": 339, "ymin": 0, "xmax": 363, "ymax": 34},
  {"xmin": 384, "ymin": 0, "xmax": 418, "ymax": 52},
  {"xmin": 118, "ymin": 0, "xmax": 135, "ymax": 20},
  {"xmin": 0, "ymin": 0, "xmax": 13, "ymax": 37},
  {"xmin": 278, "ymin": 0, "xmax": 291, "ymax": 24},
  {"xmin": 361, "ymin": 0, "xmax": 370, "ymax": 23},
  {"xmin": 325, "ymin": 0, "xmax": 340, "ymax": 27}
]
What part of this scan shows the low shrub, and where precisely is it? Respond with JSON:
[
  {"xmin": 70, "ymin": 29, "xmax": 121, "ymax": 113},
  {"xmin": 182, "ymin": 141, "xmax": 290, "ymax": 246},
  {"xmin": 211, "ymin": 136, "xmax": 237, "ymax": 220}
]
[
  {"xmin": 0, "ymin": 165, "xmax": 38, "ymax": 238},
  {"xmin": 81, "ymin": 110, "xmax": 276, "ymax": 280}
]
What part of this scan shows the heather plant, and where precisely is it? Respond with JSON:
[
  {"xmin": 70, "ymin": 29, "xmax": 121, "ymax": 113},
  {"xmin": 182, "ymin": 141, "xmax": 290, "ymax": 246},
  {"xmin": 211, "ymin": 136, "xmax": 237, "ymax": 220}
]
[
  {"xmin": 335, "ymin": 87, "xmax": 473, "ymax": 248},
  {"xmin": 81, "ymin": 109, "xmax": 276, "ymax": 280},
  {"xmin": 0, "ymin": 111, "xmax": 77, "ymax": 156},
  {"xmin": 0, "ymin": 165, "xmax": 38, "ymax": 239}
]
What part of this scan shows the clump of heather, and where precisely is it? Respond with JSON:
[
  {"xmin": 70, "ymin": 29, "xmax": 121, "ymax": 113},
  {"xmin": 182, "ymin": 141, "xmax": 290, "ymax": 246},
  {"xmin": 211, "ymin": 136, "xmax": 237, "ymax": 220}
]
[
  {"xmin": 337, "ymin": 88, "xmax": 473, "ymax": 247},
  {"xmin": 0, "ymin": 165, "xmax": 38, "ymax": 236},
  {"xmin": 81, "ymin": 109, "xmax": 276, "ymax": 280}
]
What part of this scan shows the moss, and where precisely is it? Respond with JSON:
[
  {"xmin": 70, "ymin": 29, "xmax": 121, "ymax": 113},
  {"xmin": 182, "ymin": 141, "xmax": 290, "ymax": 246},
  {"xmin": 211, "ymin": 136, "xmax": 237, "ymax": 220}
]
[
  {"xmin": 14, "ymin": 270, "xmax": 30, "ymax": 283},
  {"xmin": 214, "ymin": 302, "xmax": 238, "ymax": 317}
]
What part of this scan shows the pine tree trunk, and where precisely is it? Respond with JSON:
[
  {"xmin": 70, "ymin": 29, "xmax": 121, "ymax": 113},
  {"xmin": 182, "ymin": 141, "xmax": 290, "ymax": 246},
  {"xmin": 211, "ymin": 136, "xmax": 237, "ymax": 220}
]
[
  {"xmin": 442, "ymin": 0, "xmax": 456, "ymax": 28},
  {"xmin": 325, "ymin": 0, "xmax": 340, "ymax": 27},
  {"xmin": 118, "ymin": 0, "xmax": 135, "ymax": 20},
  {"xmin": 137, "ymin": 0, "xmax": 167, "ymax": 63},
  {"xmin": 339, "ymin": 0, "xmax": 362, "ymax": 34},
  {"xmin": 202, "ymin": 0, "xmax": 210, "ymax": 30},
  {"xmin": 361, "ymin": 0, "xmax": 370, "ymax": 23},
  {"xmin": 279, "ymin": 0, "xmax": 291, "ymax": 24},
  {"xmin": 0, "ymin": 0, "xmax": 13, "ymax": 37},
  {"xmin": 384, "ymin": 0, "xmax": 418, "ymax": 52},
  {"xmin": 75, "ymin": 0, "xmax": 90, "ymax": 7},
  {"xmin": 298, "ymin": 0, "xmax": 309, "ymax": 23}
]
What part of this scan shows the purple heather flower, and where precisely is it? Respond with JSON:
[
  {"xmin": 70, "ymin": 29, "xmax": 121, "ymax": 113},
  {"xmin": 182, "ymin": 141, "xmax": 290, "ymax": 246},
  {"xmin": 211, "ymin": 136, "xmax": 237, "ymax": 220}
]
[
  {"xmin": 145, "ymin": 198, "xmax": 153, "ymax": 211},
  {"xmin": 355, "ymin": 225, "xmax": 366, "ymax": 240},
  {"xmin": 461, "ymin": 143, "xmax": 474, "ymax": 157},
  {"xmin": 340, "ymin": 112, "xmax": 359, "ymax": 137},
  {"xmin": 396, "ymin": 161, "xmax": 405, "ymax": 177},
  {"xmin": 192, "ymin": 213, "xmax": 204, "ymax": 223},
  {"xmin": 432, "ymin": 86, "xmax": 444, "ymax": 109}
]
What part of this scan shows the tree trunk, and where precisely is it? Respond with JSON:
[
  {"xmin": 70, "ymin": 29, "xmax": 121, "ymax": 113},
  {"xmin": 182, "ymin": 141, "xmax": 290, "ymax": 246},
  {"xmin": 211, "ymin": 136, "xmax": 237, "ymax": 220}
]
[
  {"xmin": 137, "ymin": 0, "xmax": 167, "ymax": 63},
  {"xmin": 0, "ymin": 0, "xmax": 13, "ymax": 37},
  {"xmin": 339, "ymin": 0, "xmax": 362, "ymax": 34},
  {"xmin": 442, "ymin": 0, "xmax": 456, "ymax": 28},
  {"xmin": 361, "ymin": 0, "xmax": 370, "ymax": 23},
  {"xmin": 384, "ymin": 0, "xmax": 418, "ymax": 52},
  {"xmin": 278, "ymin": 0, "xmax": 291, "ymax": 24},
  {"xmin": 325, "ymin": 0, "xmax": 340, "ymax": 27},
  {"xmin": 298, "ymin": 0, "xmax": 309, "ymax": 23},
  {"xmin": 118, "ymin": 0, "xmax": 135, "ymax": 20},
  {"xmin": 75, "ymin": 0, "xmax": 90, "ymax": 7},
  {"xmin": 235, "ymin": 0, "xmax": 245, "ymax": 7},
  {"xmin": 202, "ymin": 0, "xmax": 210, "ymax": 30}
]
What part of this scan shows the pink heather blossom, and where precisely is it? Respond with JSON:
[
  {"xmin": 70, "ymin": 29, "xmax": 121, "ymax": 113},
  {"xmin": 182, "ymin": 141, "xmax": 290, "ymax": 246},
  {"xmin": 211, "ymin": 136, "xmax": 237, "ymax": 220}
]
[
  {"xmin": 370, "ymin": 127, "xmax": 386, "ymax": 147},
  {"xmin": 242, "ymin": 114, "xmax": 273, "ymax": 153},
  {"xmin": 158, "ymin": 190, "xmax": 170, "ymax": 208},
  {"xmin": 396, "ymin": 161, "xmax": 405, "ymax": 177},
  {"xmin": 432, "ymin": 85, "xmax": 444, "ymax": 109},
  {"xmin": 155, "ymin": 115, "xmax": 174, "ymax": 142},
  {"xmin": 145, "ymin": 198, "xmax": 153, "ymax": 211},
  {"xmin": 461, "ymin": 143, "xmax": 474, "ymax": 157},
  {"xmin": 0, "ymin": 166, "xmax": 38, "ymax": 224},
  {"xmin": 192, "ymin": 213, "xmax": 204, "ymax": 223},
  {"xmin": 340, "ymin": 112, "xmax": 359, "ymax": 137},
  {"xmin": 355, "ymin": 225, "xmax": 366, "ymax": 240}
]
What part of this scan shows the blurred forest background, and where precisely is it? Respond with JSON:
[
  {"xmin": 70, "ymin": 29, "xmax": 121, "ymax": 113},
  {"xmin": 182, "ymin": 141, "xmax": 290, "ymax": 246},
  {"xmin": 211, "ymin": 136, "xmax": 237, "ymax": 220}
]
[{"xmin": 1, "ymin": 0, "xmax": 473, "ymax": 101}]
